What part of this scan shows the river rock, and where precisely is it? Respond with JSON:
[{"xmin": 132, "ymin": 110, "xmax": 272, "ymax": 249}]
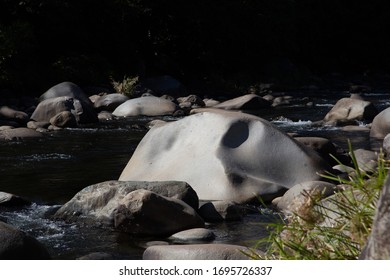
[
  {"xmin": 143, "ymin": 244, "xmax": 262, "ymax": 260},
  {"xmin": 353, "ymin": 149, "xmax": 378, "ymax": 172},
  {"xmin": 0, "ymin": 221, "xmax": 51, "ymax": 259},
  {"xmin": 31, "ymin": 96, "xmax": 98, "ymax": 125},
  {"xmin": 323, "ymin": 97, "xmax": 378, "ymax": 126},
  {"xmin": 49, "ymin": 111, "xmax": 77, "ymax": 128},
  {"xmin": 112, "ymin": 96, "xmax": 177, "ymax": 117},
  {"xmin": 55, "ymin": 180, "xmax": 199, "ymax": 212},
  {"xmin": 275, "ymin": 181, "xmax": 338, "ymax": 214},
  {"xmin": 39, "ymin": 81, "xmax": 92, "ymax": 105},
  {"xmin": 360, "ymin": 173, "xmax": 390, "ymax": 259},
  {"xmin": 177, "ymin": 95, "xmax": 205, "ymax": 108},
  {"xmin": 94, "ymin": 93, "xmax": 129, "ymax": 112},
  {"xmin": 0, "ymin": 106, "xmax": 29, "ymax": 124},
  {"xmin": 382, "ymin": 134, "xmax": 390, "ymax": 156},
  {"xmin": 169, "ymin": 228, "xmax": 215, "ymax": 242},
  {"xmin": 198, "ymin": 201, "xmax": 244, "ymax": 222},
  {"xmin": 58, "ymin": 188, "xmax": 204, "ymax": 236},
  {"xmin": 0, "ymin": 127, "xmax": 43, "ymax": 141},
  {"xmin": 0, "ymin": 192, "xmax": 30, "ymax": 207},
  {"xmin": 27, "ymin": 121, "xmax": 50, "ymax": 130},
  {"xmin": 370, "ymin": 107, "xmax": 390, "ymax": 139},
  {"xmin": 213, "ymin": 94, "xmax": 271, "ymax": 110},
  {"xmin": 119, "ymin": 110, "xmax": 328, "ymax": 203},
  {"xmin": 203, "ymin": 98, "xmax": 220, "ymax": 107}
]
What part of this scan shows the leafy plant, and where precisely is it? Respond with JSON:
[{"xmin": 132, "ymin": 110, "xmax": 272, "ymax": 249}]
[
  {"xmin": 111, "ymin": 75, "xmax": 139, "ymax": 97},
  {"xmin": 252, "ymin": 141, "xmax": 389, "ymax": 260}
]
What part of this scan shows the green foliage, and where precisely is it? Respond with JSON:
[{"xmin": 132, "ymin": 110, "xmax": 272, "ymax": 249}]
[
  {"xmin": 111, "ymin": 76, "xmax": 139, "ymax": 97},
  {"xmin": 252, "ymin": 141, "xmax": 389, "ymax": 260}
]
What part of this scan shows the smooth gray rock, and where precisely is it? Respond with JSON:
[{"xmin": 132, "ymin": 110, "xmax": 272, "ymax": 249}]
[
  {"xmin": 113, "ymin": 96, "xmax": 177, "ymax": 117},
  {"xmin": 119, "ymin": 110, "xmax": 329, "ymax": 203},
  {"xmin": 0, "ymin": 221, "xmax": 51, "ymax": 259},
  {"xmin": 353, "ymin": 149, "xmax": 378, "ymax": 172},
  {"xmin": 143, "ymin": 244, "xmax": 262, "ymax": 260},
  {"xmin": 169, "ymin": 228, "xmax": 215, "ymax": 242},
  {"xmin": 323, "ymin": 97, "xmax": 378, "ymax": 126},
  {"xmin": 39, "ymin": 81, "xmax": 91, "ymax": 105},
  {"xmin": 213, "ymin": 94, "xmax": 270, "ymax": 110},
  {"xmin": 0, "ymin": 127, "xmax": 43, "ymax": 141},
  {"xmin": 94, "ymin": 93, "xmax": 129, "ymax": 112}
]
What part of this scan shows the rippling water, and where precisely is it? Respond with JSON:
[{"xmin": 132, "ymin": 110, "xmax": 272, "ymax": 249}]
[{"xmin": 1, "ymin": 91, "xmax": 390, "ymax": 259}]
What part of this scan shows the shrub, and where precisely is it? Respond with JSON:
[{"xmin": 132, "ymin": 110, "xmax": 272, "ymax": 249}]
[
  {"xmin": 111, "ymin": 75, "xmax": 139, "ymax": 98},
  {"xmin": 252, "ymin": 141, "xmax": 389, "ymax": 260}
]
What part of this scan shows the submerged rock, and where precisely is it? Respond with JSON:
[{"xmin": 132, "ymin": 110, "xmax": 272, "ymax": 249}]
[
  {"xmin": 119, "ymin": 110, "xmax": 329, "ymax": 203},
  {"xmin": 0, "ymin": 127, "xmax": 43, "ymax": 141}
]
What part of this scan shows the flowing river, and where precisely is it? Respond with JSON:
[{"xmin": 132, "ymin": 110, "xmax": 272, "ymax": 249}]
[{"xmin": 1, "ymin": 90, "xmax": 389, "ymax": 259}]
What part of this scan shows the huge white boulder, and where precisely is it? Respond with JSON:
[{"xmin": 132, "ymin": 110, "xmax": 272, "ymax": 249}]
[
  {"xmin": 119, "ymin": 111, "xmax": 329, "ymax": 203},
  {"xmin": 112, "ymin": 96, "xmax": 177, "ymax": 117}
]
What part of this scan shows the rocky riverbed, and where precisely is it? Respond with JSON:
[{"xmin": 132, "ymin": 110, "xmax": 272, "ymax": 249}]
[{"xmin": 1, "ymin": 79, "xmax": 390, "ymax": 259}]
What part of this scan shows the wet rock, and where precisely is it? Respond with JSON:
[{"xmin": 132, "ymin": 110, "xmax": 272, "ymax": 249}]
[
  {"xmin": 177, "ymin": 95, "xmax": 205, "ymax": 108},
  {"xmin": 56, "ymin": 188, "xmax": 204, "ymax": 236},
  {"xmin": 0, "ymin": 221, "xmax": 51, "ymax": 260},
  {"xmin": 112, "ymin": 96, "xmax": 177, "ymax": 117},
  {"xmin": 97, "ymin": 111, "xmax": 114, "ymax": 121},
  {"xmin": 143, "ymin": 244, "xmax": 263, "ymax": 260},
  {"xmin": 213, "ymin": 94, "xmax": 270, "ymax": 110},
  {"xmin": 0, "ymin": 127, "xmax": 43, "ymax": 141},
  {"xmin": 323, "ymin": 97, "xmax": 378, "ymax": 126},
  {"xmin": 119, "ymin": 110, "xmax": 329, "ymax": 203},
  {"xmin": 198, "ymin": 201, "xmax": 244, "ymax": 222}
]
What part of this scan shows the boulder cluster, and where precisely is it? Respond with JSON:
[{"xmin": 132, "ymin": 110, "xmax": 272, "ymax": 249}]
[{"xmin": 2, "ymin": 78, "xmax": 390, "ymax": 259}]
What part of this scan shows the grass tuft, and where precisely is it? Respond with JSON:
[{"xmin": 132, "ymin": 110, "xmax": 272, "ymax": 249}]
[{"xmin": 252, "ymin": 140, "xmax": 389, "ymax": 260}]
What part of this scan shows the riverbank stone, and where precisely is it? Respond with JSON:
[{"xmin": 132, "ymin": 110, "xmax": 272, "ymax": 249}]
[
  {"xmin": 119, "ymin": 110, "xmax": 329, "ymax": 203},
  {"xmin": 93, "ymin": 93, "xmax": 129, "ymax": 112},
  {"xmin": 0, "ymin": 221, "xmax": 51, "ymax": 259},
  {"xmin": 143, "ymin": 244, "xmax": 263, "ymax": 260}
]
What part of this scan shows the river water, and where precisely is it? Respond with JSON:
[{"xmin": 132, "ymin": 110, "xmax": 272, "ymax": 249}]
[{"xmin": 1, "ymin": 90, "xmax": 389, "ymax": 259}]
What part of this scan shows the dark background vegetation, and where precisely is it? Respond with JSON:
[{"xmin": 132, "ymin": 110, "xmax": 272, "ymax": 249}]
[{"xmin": 1, "ymin": 0, "xmax": 390, "ymax": 96}]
